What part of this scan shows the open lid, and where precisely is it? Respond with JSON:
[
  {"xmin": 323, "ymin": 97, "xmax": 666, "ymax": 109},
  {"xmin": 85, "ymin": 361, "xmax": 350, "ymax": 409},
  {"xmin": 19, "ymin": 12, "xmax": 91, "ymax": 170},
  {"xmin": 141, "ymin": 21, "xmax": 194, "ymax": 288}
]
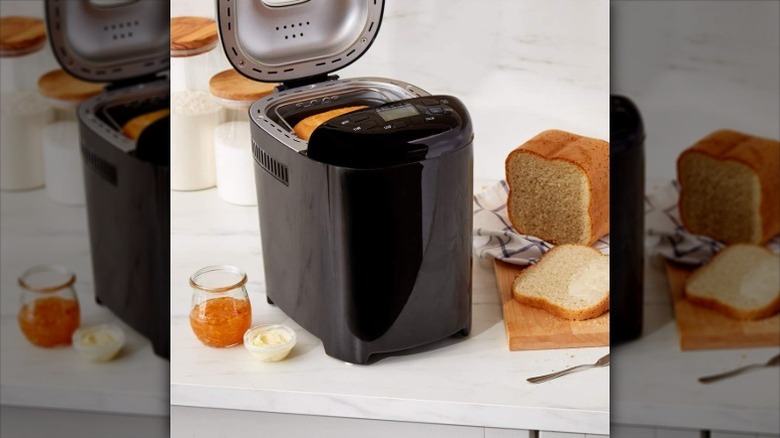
[
  {"xmin": 45, "ymin": 0, "xmax": 169, "ymax": 83},
  {"xmin": 217, "ymin": 0, "xmax": 384, "ymax": 85}
]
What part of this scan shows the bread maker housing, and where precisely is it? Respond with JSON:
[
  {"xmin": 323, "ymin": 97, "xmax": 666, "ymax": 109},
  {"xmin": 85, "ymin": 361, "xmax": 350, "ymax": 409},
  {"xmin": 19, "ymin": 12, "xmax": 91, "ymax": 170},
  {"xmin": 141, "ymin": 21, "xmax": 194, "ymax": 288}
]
[
  {"xmin": 45, "ymin": 0, "xmax": 171, "ymax": 358},
  {"xmin": 217, "ymin": 0, "xmax": 473, "ymax": 364}
]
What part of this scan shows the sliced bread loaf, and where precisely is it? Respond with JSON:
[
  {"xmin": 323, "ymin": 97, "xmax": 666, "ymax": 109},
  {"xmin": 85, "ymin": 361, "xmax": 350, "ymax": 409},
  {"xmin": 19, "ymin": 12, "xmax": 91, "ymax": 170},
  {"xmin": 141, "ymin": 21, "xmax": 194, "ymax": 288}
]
[
  {"xmin": 505, "ymin": 130, "xmax": 609, "ymax": 246},
  {"xmin": 685, "ymin": 244, "xmax": 780, "ymax": 320},
  {"xmin": 677, "ymin": 130, "xmax": 780, "ymax": 244},
  {"xmin": 293, "ymin": 106, "xmax": 367, "ymax": 141},
  {"xmin": 512, "ymin": 244, "xmax": 609, "ymax": 320}
]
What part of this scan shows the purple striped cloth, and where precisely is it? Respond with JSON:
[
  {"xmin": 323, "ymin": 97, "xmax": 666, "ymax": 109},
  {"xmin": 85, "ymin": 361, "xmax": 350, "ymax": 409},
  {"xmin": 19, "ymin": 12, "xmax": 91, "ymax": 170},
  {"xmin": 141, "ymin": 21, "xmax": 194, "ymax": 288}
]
[
  {"xmin": 646, "ymin": 180, "xmax": 780, "ymax": 265},
  {"xmin": 473, "ymin": 180, "xmax": 609, "ymax": 266}
]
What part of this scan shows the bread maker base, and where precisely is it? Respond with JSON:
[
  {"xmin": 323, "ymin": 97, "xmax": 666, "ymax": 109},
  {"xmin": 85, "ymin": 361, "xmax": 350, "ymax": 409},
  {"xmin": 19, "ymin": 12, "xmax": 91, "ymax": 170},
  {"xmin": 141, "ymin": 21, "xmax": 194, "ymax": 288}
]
[
  {"xmin": 250, "ymin": 77, "xmax": 473, "ymax": 364},
  {"xmin": 78, "ymin": 80, "xmax": 171, "ymax": 359}
]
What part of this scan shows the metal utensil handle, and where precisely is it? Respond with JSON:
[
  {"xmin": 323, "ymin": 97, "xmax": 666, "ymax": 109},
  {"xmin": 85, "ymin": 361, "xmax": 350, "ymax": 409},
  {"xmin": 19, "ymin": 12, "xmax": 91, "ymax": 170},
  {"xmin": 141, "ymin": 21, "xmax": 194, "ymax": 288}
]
[
  {"xmin": 698, "ymin": 364, "xmax": 763, "ymax": 384},
  {"xmin": 527, "ymin": 364, "xmax": 594, "ymax": 384}
]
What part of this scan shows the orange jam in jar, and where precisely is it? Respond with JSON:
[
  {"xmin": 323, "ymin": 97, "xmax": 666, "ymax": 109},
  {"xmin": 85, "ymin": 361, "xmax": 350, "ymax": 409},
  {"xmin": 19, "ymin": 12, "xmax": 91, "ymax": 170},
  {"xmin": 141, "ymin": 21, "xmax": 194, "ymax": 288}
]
[
  {"xmin": 17, "ymin": 265, "xmax": 81, "ymax": 348},
  {"xmin": 18, "ymin": 296, "xmax": 80, "ymax": 347},
  {"xmin": 190, "ymin": 297, "xmax": 251, "ymax": 347},
  {"xmin": 189, "ymin": 265, "xmax": 252, "ymax": 348}
]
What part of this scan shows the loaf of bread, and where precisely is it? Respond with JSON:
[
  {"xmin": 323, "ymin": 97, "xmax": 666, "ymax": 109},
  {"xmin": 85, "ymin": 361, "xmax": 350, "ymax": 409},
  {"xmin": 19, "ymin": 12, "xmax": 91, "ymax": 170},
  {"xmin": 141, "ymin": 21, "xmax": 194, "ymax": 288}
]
[
  {"xmin": 685, "ymin": 244, "xmax": 780, "ymax": 320},
  {"xmin": 677, "ymin": 130, "xmax": 780, "ymax": 244},
  {"xmin": 512, "ymin": 244, "xmax": 609, "ymax": 320},
  {"xmin": 122, "ymin": 109, "xmax": 170, "ymax": 140},
  {"xmin": 505, "ymin": 130, "xmax": 609, "ymax": 245},
  {"xmin": 292, "ymin": 106, "xmax": 367, "ymax": 141}
]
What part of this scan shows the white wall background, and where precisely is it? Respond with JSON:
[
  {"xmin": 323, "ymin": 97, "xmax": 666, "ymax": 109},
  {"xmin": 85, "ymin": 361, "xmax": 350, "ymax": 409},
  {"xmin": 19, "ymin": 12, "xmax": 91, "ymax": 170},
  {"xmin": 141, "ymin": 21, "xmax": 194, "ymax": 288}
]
[
  {"xmin": 612, "ymin": 0, "xmax": 780, "ymax": 182},
  {"xmin": 171, "ymin": 0, "xmax": 610, "ymax": 181}
]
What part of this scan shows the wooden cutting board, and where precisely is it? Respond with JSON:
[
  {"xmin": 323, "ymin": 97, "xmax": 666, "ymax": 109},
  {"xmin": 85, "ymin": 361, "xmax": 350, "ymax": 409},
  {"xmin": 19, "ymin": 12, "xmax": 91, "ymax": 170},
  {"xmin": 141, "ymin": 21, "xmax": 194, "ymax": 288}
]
[
  {"xmin": 493, "ymin": 259, "xmax": 609, "ymax": 350},
  {"xmin": 665, "ymin": 261, "xmax": 780, "ymax": 350}
]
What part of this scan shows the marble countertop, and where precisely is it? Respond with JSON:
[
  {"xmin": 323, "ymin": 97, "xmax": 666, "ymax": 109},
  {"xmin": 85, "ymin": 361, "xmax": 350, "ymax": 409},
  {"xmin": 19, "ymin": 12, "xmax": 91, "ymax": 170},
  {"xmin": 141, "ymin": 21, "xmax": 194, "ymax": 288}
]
[
  {"xmin": 0, "ymin": 190, "xmax": 169, "ymax": 417},
  {"xmin": 169, "ymin": 188, "xmax": 610, "ymax": 434}
]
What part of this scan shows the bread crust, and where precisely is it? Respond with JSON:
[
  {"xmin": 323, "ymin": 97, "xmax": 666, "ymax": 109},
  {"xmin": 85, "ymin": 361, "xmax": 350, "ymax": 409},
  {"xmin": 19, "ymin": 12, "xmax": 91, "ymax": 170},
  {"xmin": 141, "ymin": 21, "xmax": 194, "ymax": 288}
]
[
  {"xmin": 292, "ymin": 106, "xmax": 367, "ymax": 141},
  {"xmin": 677, "ymin": 129, "xmax": 780, "ymax": 244},
  {"xmin": 512, "ymin": 245, "xmax": 610, "ymax": 320},
  {"xmin": 505, "ymin": 129, "xmax": 609, "ymax": 246},
  {"xmin": 685, "ymin": 294, "xmax": 780, "ymax": 321},
  {"xmin": 514, "ymin": 292, "xmax": 610, "ymax": 321},
  {"xmin": 684, "ymin": 244, "xmax": 780, "ymax": 320}
]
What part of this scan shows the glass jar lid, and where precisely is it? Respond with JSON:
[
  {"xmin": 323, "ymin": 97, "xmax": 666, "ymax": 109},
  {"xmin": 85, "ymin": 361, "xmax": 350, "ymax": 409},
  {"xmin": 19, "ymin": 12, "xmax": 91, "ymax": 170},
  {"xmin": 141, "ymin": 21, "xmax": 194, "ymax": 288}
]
[
  {"xmin": 38, "ymin": 69, "xmax": 107, "ymax": 105},
  {"xmin": 0, "ymin": 16, "xmax": 47, "ymax": 58},
  {"xmin": 170, "ymin": 16, "xmax": 218, "ymax": 58},
  {"xmin": 208, "ymin": 69, "xmax": 277, "ymax": 109}
]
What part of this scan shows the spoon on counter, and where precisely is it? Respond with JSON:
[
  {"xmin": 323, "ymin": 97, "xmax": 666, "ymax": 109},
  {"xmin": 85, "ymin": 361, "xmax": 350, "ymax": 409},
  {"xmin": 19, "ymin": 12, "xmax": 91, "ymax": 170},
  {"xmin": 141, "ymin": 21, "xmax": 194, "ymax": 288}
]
[
  {"xmin": 698, "ymin": 354, "xmax": 780, "ymax": 384},
  {"xmin": 526, "ymin": 354, "xmax": 610, "ymax": 384}
]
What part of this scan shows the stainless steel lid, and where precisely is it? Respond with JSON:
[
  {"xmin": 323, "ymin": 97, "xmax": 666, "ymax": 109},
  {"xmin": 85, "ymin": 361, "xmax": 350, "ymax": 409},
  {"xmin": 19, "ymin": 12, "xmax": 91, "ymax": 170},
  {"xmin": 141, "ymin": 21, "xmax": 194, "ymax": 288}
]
[
  {"xmin": 217, "ymin": 0, "xmax": 384, "ymax": 84},
  {"xmin": 45, "ymin": 0, "xmax": 169, "ymax": 83}
]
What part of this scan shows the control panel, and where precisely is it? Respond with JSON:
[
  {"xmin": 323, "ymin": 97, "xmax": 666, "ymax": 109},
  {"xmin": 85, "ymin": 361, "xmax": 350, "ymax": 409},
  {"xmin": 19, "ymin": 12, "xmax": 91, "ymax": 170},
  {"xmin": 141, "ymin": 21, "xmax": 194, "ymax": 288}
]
[
  {"xmin": 326, "ymin": 97, "xmax": 459, "ymax": 134},
  {"xmin": 306, "ymin": 95, "xmax": 472, "ymax": 169}
]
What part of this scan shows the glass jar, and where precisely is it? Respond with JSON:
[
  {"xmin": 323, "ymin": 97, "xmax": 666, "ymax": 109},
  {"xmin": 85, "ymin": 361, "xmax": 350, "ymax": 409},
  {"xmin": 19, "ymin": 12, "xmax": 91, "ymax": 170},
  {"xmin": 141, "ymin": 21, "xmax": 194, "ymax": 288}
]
[
  {"xmin": 17, "ymin": 265, "xmax": 81, "ymax": 348},
  {"xmin": 1, "ymin": 16, "xmax": 55, "ymax": 191},
  {"xmin": 170, "ymin": 16, "xmax": 223, "ymax": 191},
  {"xmin": 37, "ymin": 69, "xmax": 106, "ymax": 205},
  {"xmin": 209, "ymin": 69, "xmax": 276, "ymax": 206},
  {"xmin": 189, "ymin": 265, "xmax": 252, "ymax": 348}
]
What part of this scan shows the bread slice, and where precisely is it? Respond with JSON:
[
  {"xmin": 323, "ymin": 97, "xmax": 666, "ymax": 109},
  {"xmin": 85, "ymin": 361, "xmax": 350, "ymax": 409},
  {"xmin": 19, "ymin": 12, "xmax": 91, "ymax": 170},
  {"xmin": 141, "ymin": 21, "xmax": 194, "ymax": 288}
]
[
  {"xmin": 292, "ymin": 106, "xmax": 367, "ymax": 141},
  {"xmin": 685, "ymin": 244, "xmax": 780, "ymax": 320},
  {"xmin": 505, "ymin": 130, "xmax": 609, "ymax": 246},
  {"xmin": 512, "ymin": 244, "xmax": 609, "ymax": 320},
  {"xmin": 677, "ymin": 130, "xmax": 780, "ymax": 244}
]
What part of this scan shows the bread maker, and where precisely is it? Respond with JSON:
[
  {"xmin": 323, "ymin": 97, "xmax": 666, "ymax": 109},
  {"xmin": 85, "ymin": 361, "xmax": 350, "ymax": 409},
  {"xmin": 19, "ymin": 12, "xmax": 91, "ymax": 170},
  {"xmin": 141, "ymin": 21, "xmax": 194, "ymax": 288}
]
[
  {"xmin": 610, "ymin": 95, "xmax": 645, "ymax": 344},
  {"xmin": 45, "ymin": 0, "xmax": 171, "ymax": 358},
  {"xmin": 217, "ymin": 0, "xmax": 473, "ymax": 364}
]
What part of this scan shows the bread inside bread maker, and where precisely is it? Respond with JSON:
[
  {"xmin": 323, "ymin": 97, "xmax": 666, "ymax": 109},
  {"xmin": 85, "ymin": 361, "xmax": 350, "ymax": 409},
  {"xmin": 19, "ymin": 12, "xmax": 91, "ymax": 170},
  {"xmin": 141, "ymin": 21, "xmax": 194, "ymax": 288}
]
[{"xmin": 266, "ymin": 89, "xmax": 391, "ymax": 138}]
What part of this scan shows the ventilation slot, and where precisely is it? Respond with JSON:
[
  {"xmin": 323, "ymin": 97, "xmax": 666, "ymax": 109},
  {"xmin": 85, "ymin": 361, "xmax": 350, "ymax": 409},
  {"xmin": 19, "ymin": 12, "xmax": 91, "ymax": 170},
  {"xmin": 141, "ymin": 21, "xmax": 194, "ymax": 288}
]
[
  {"xmin": 81, "ymin": 145, "xmax": 117, "ymax": 186},
  {"xmin": 276, "ymin": 21, "xmax": 311, "ymax": 40},
  {"xmin": 253, "ymin": 142, "xmax": 289, "ymax": 186}
]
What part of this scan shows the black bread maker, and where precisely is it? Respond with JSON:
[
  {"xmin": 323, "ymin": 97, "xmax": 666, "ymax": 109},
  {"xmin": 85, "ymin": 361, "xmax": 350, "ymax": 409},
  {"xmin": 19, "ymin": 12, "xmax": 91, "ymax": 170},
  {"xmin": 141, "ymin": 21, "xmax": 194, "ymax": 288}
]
[
  {"xmin": 45, "ymin": 0, "xmax": 171, "ymax": 358},
  {"xmin": 217, "ymin": 0, "xmax": 473, "ymax": 364}
]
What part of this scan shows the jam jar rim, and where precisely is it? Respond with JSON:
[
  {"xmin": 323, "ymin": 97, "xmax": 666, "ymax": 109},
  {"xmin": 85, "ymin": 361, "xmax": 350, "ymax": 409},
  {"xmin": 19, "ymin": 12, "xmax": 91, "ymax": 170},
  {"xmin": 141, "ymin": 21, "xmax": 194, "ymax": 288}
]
[
  {"xmin": 17, "ymin": 264, "xmax": 76, "ymax": 293},
  {"xmin": 189, "ymin": 264, "xmax": 248, "ymax": 293}
]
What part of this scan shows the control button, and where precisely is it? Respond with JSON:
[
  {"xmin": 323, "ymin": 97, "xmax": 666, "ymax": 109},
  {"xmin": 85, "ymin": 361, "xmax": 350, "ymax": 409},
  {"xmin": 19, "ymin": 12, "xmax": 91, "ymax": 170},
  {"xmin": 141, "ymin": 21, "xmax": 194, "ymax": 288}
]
[
  {"xmin": 424, "ymin": 116, "xmax": 436, "ymax": 122},
  {"xmin": 310, "ymin": 100, "xmax": 320, "ymax": 106},
  {"xmin": 322, "ymin": 97, "xmax": 331, "ymax": 104},
  {"xmin": 411, "ymin": 116, "xmax": 426, "ymax": 125},
  {"xmin": 339, "ymin": 119, "xmax": 351, "ymax": 126},
  {"xmin": 331, "ymin": 95, "xmax": 339, "ymax": 101},
  {"xmin": 382, "ymin": 124, "xmax": 393, "ymax": 130},
  {"xmin": 421, "ymin": 99, "xmax": 439, "ymax": 106},
  {"xmin": 350, "ymin": 114, "xmax": 369, "ymax": 122},
  {"xmin": 428, "ymin": 107, "xmax": 444, "ymax": 115},
  {"xmin": 361, "ymin": 121, "xmax": 378, "ymax": 130},
  {"xmin": 392, "ymin": 121, "xmax": 408, "ymax": 128}
]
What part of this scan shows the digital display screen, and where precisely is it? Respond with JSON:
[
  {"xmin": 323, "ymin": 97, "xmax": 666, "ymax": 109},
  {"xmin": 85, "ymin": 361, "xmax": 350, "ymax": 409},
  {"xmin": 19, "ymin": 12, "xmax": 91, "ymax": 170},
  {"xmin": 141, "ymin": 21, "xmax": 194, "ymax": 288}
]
[{"xmin": 377, "ymin": 105, "xmax": 419, "ymax": 121}]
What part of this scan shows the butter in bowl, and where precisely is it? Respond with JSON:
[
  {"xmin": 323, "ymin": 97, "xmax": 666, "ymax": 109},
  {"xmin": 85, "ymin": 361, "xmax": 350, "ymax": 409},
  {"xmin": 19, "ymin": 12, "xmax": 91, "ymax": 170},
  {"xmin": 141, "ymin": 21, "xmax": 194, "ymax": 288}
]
[
  {"xmin": 243, "ymin": 324, "xmax": 296, "ymax": 362},
  {"xmin": 72, "ymin": 324, "xmax": 125, "ymax": 362}
]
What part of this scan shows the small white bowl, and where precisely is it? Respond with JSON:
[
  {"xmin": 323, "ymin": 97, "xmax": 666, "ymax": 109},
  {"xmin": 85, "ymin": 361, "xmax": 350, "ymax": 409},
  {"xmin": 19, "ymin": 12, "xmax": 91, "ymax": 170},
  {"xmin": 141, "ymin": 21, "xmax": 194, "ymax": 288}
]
[
  {"xmin": 243, "ymin": 324, "xmax": 296, "ymax": 362},
  {"xmin": 72, "ymin": 324, "xmax": 125, "ymax": 362}
]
